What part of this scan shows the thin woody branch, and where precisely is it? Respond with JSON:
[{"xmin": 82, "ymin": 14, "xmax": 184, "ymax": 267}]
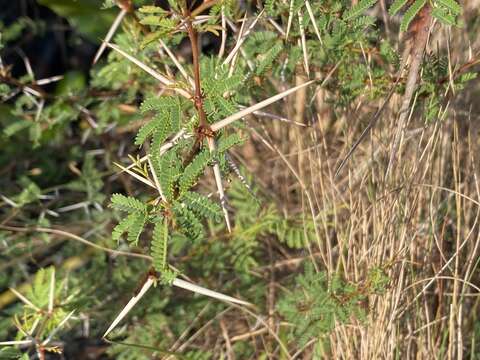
[
  {"xmin": 182, "ymin": 5, "xmax": 231, "ymax": 232},
  {"xmin": 386, "ymin": 4, "xmax": 432, "ymax": 176},
  {"xmin": 184, "ymin": 11, "xmax": 210, "ymax": 130}
]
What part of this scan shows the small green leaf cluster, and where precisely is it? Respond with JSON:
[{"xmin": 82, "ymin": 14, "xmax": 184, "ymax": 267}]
[
  {"xmin": 418, "ymin": 53, "xmax": 477, "ymax": 122},
  {"xmin": 110, "ymin": 193, "xmax": 148, "ymax": 244},
  {"xmin": 278, "ymin": 264, "xmax": 366, "ymax": 347},
  {"xmin": 432, "ymin": 0, "xmax": 462, "ymax": 26},
  {"xmin": 200, "ymin": 58, "xmax": 245, "ymax": 122},
  {"xmin": 137, "ymin": 5, "xmax": 178, "ymax": 47}
]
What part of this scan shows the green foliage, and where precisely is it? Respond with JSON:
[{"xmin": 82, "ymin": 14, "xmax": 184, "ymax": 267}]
[
  {"xmin": 136, "ymin": 96, "xmax": 183, "ymax": 153},
  {"xmin": 435, "ymin": 0, "xmax": 461, "ymax": 15},
  {"xmin": 66, "ymin": 154, "xmax": 105, "ymax": 204},
  {"xmin": 110, "ymin": 194, "xmax": 148, "ymax": 244},
  {"xmin": 180, "ymin": 191, "xmax": 222, "ymax": 221},
  {"xmin": 389, "ymin": 0, "xmax": 409, "ymax": 16},
  {"xmin": 343, "ymin": 0, "xmax": 378, "ymax": 21},
  {"xmin": 112, "ymin": 212, "xmax": 137, "ymax": 241},
  {"xmin": 153, "ymin": 152, "xmax": 181, "ymax": 202},
  {"xmin": 127, "ymin": 211, "xmax": 148, "ymax": 244},
  {"xmin": 8, "ymin": 268, "xmax": 76, "ymax": 348},
  {"xmin": 201, "ymin": 58, "xmax": 244, "ymax": 122},
  {"xmin": 101, "ymin": 0, "xmax": 116, "ymax": 9},
  {"xmin": 367, "ymin": 267, "xmax": 390, "ymax": 294},
  {"xmin": 400, "ymin": 0, "xmax": 427, "ymax": 32},
  {"xmin": 0, "ymin": 347, "xmax": 26, "ymax": 359},
  {"xmin": 389, "ymin": 0, "xmax": 462, "ymax": 30},
  {"xmin": 173, "ymin": 203, "xmax": 204, "ymax": 242},
  {"xmin": 216, "ymin": 132, "xmax": 244, "ymax": 154},
  {"xmin": 151, "ymin": 219, "xmax": 169, "ymax": 272},
  {"xmin": 178, "ymin": 150, "xmax": 212, "ymax": 195},
  {"xmin": 432, "ymin": 7, "xmax": 456, "ymax": 26},
  {"xmin": 137, "ymin": 5, "xmax": 179, "ymax": 47},
  {"xmin": 278, "ymin": 264, "xmax": 366, "ymax": 346},
  {"xmin": 110, "ymin": 193, "xmax": 147, "ymax": 213},
  {"xmin": 14, "ymin": 177, "xmax": 41, "ymax": 207}
]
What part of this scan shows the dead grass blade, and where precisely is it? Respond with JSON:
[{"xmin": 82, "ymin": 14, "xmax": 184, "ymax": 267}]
[
  {"xmin": 105, "ymin": 43, "xmax": 191, "ymax": 99},
  {"xmin": 103, "ymin": 276, "xmax": 155, "ymax": 338},
  {"xmin": 93, "ymin": 9, "xmax": 127, "ymax": 64},
  {"xmin": 172, "ymin": 278, "xmax": 252, "ymax": 306}
]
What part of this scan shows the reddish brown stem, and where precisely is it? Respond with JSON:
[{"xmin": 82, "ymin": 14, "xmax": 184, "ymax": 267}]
[
  {"xmin": 181, "ymin": 8, "xmax": 215, "ymax": 167},
  {"xmin": 386, "ymin": 4, "xmax": 432, "ymax": 176},
  {"xmin": 184, "ymin": 10, "xmax": 210, "ymax": 130},
  {"xmin": 117, "ymin": 0, "xmax": 133, "ymax": 12}
]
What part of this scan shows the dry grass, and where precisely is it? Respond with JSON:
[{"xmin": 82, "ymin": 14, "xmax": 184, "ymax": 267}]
[{"xmin": 223, "ymin": 20, "xmax": 480, "ymax": 360}]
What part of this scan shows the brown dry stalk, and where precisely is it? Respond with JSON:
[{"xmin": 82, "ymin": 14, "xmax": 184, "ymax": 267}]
[{"xmin": 386, "ymin": 4, "xmax": 432, "ymax": 176}]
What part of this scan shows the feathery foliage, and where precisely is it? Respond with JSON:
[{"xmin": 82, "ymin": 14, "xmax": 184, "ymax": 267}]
[
  {"xmin": 110, "ymin": 193, "xmax": 147, "ymax": 214},
  {"xmin": 278, "ymin": 264, "xmax": 366, "ymax": 347},
  {"xmin": 400, "ymin": 0, "xmax": 427, "ymax": 32},
  {"xmin": 343, "ymin": 0, "xmax": 378, "ymax": 20},
  {"xmin": 389, "ymin": 0, "xmax": 409, "ymax": 16},
  {"xmin": 178, "ymin": 150, "xmax": 212, "ymax": 195},
  {"xmin": 151, "ymin": 219, "xmax": 169, "ymax": 272}
]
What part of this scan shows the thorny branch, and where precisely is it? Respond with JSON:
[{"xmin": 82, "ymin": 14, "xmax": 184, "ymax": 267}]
[
  {"xmin": 182, "ymin": 7, "xmax": 215, "ymax": 166},
  {"xmin": 184, "ymin": 10, "xmax": 210, "ymax": 132}
]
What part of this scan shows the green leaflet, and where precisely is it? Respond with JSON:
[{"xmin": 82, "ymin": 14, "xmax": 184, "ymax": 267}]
[
  {"xmin": 110, "ymin": 194, "xmax": 148, "ymax": 244},
  {"xmin": 180, "ymin": 192, "xmax": 222, "ymax": 221},
  {"xmin": 432, "ymin": 7, "xmax": 456, "ymax": 26},
  {"xmin": 270, "ymin": 218, "xmax": 312, "ymax": 249},
  {"xmin": 138, "ymin": 6, "xmax": 167, "ymax": 14},
  {"xmin": 4, "ymin": 120, "xmax": 31, "ymax": 137},
  {"xmin": 135, "ymin": 119, "xmax": 161, "ymax": 146},
  {"xmin": 136, "ymin": 96, "xmax": 182, "ymax": 146},
  {"xmin": 151, "ymin": 151, "xmax": 180, "ymax": 202},
  {"xmin": 400, "ymin": 0, "xmax": 427, "ymax": 32},
  {"xmin": 205, "ymin": 73, "xmax": 243, "ymax": 95},
  {"xmin": 179, "ymin": 150, "xmax": 211, "ymax": 195},
  {"xmin": 127, "ymin": 212, "xmax": 147, "ymax": 245},
  {"xmin": 255, "ymin": 42, "xmax": 283, "ymax": 76},
  {"xmin": 159, "ymin": 268, "xmax": 177, "ymax": 285},
  {"xmin": 151, "ymin": 219, "xmax": 169, "ymax": 272},
  {"xmin": 15, "ymin": 178, "xmax": 41, "ymax": 207},
  {"xmin": 343, "ymin": 0, "xmax": 378, "ymax": 20},
  {"xmin": 112, "ymin": 212, "xmax": 137, "ymax": 241},
  {"xmin": 169, "ymin": 98, "xmax": 182, "ymax": 132},
  {"xmin": 110, "ymin": 193, "xmax": 147, "ymax": 213},
  {"xmin": 388, "ymin": 0, "xmax": 409, "ymax": 16},
  {"xmin": 435, "ymin": 0, "xmax": 461, "ymax": 15},
  {"xmin": 212, "ymin": 96, "xmax": 237, "ymax": 118},
  {"xmin": 139, "ymin": 16, "xmax": 177, "ymax": 30},
  {"xmin": 217, "ymin": 133, "xmax": 244, "ymax": 154},
  {"xmin": 352, "ymin": 15, "xmax": 376, "ymax": 30},
  {"xmin": 173, "ymin": 204, "xmax": 204, "ymax": 242},
  {"xmin": 140, "ymin": 96, "xmax": 181, "ymax": 113},
  {"xmin": 150, "ymin": 114, "xmax": 172, "ymax": 156}
]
